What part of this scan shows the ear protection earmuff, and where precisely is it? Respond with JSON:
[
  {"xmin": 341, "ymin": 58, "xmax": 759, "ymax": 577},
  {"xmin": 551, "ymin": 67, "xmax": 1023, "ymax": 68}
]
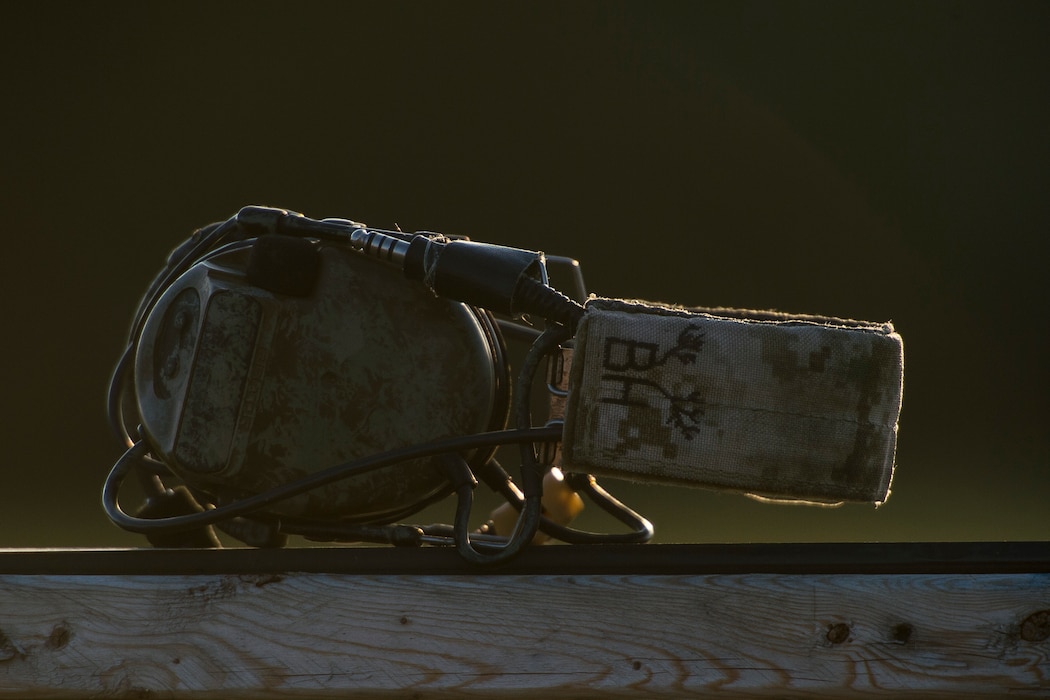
[{"xmin": 105, "ymin": 206, "xmax": 652, "ymax": 564}]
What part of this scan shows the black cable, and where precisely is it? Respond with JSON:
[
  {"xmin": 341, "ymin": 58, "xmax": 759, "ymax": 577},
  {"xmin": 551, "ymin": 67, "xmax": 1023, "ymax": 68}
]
[
  {"xmin": 104, "ymin": 208, "xmax": 652, "ymax": 562},
  {"xmin": 445, "ymin": 454, "xmax": 543, "ymax": 565},
  {"xmin": 495, "ymin": 318, "xmax": 542, "ymax": 343},
  {"xmin": 557, "ymin": 474, "xmax": 654, "ymax": 544},
  {"xmin": 440, "ymin": 321, "xmax": 651, "ymax": 560},
  {"xmin": 513, "ymin": 276, "xmax": 585, "ymax": 329},
  {"xmin": 103, "ymin": 425, "xmax": 563, "ymax": 536},
  {"xmin": 475, "ymin": 460, "xmax": 653, "ymax": 545},
  {"xmin": 440, "ymin": 324, "xmax": 575, "ymax": 565},
  {"xmin": 514, "ymin": 325, "xmax": 574, "ymax": 494}
]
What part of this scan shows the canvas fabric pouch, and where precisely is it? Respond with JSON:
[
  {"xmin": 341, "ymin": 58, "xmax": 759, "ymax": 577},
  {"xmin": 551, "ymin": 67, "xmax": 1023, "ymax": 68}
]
[{"xmin": 561, "ymin": 298, "xmax": 904, "ymax": 504}]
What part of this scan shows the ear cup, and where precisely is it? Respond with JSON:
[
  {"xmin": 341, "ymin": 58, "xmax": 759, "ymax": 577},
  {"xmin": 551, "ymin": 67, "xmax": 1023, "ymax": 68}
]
[
  {"xmin": 134, "ymin": 241, "xmax": 509, "ymax": 523},
  {"xmin": 246, "ymin": 235, "xmax": 321, "ymax": 297}
]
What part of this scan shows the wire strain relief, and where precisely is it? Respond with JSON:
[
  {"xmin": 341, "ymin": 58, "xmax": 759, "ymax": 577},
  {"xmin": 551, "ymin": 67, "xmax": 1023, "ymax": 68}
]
[{"xmin": 514, "ymin": 276, "xmax": 585, "ymax": 329}]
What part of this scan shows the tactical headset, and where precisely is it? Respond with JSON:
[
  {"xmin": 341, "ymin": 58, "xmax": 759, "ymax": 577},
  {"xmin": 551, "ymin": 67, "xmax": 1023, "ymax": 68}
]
[
  {"xmin": 105, "ymin": 206, "xmax": 904, "ymax": 566},
  {"xmin": 105, "ymin": 206, "xmax": 653, "ymax": 565}
]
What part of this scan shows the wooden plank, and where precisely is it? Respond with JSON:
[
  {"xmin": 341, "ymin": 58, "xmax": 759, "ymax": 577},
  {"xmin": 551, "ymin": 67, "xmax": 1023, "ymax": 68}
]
[{"xmin": 1, "ymin": 565, "xmax": 1047, "ymax": 697}]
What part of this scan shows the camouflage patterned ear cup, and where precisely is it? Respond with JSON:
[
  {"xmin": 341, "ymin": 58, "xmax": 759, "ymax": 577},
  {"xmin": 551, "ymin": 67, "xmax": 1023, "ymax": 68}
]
[
  {"xmin": 134, "ymin": 241, "xmax": 506, "ymax": 522},
  {"xmin": 563, "ymin": 298, "xmax": 903, "ymax": 504}
]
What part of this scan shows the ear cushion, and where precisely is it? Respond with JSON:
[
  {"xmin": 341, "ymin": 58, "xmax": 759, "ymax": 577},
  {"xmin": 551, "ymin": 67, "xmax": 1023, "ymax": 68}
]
[{"xmin": 246, "ymin": 235, "xmax": 321, "ymax": 297}]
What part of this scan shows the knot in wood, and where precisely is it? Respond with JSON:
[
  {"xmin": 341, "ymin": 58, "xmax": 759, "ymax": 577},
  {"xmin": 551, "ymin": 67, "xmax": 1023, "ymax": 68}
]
[
  {"xmin": 826, "ymin": 622, "xmax": 850, "ymax": 645},
  {"xmin": 891, "ymin": 622, "xmax": 912, "ymax": 644},
  {"xmin": 46, "ymin": 623, "xmax": 72, "ymax": 651},
  {"xmin": 1020, "ymin": 610, "xmax": 1050, "ymax": 643}
]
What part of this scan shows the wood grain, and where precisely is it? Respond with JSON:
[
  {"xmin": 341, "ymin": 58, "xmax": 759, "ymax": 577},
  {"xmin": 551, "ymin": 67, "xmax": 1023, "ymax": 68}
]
[{"xmin": 1, "ymin": 570, "xmax": 1047, "ymax": 697}]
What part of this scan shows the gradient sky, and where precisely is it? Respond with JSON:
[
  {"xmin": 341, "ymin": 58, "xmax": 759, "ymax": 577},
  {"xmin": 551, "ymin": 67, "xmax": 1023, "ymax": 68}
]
[{"xmin": 2, "ymin": 2, "xmax": 1046, "ymax": 547}]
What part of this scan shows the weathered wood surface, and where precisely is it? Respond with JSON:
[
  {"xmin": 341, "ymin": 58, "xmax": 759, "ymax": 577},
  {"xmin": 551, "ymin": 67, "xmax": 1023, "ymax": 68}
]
[{"xmin": 1, "ymin": 547, "xmax": 1047, "ymax": 698}]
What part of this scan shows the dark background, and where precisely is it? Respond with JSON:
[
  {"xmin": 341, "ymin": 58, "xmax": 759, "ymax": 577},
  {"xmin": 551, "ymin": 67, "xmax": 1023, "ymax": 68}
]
[{"xmin": 2, "ymin": 2, "xmax": 1046, "ymax": 547}]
